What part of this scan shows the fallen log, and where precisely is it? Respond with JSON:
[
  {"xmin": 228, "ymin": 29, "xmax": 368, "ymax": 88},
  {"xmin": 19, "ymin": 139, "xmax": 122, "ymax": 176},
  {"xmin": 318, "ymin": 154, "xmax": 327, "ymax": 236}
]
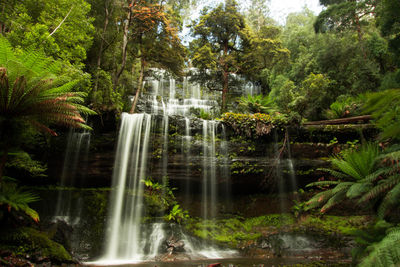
[{"xmin": 304, "ymin": 115, "xmax": 372, "ymax": 125}]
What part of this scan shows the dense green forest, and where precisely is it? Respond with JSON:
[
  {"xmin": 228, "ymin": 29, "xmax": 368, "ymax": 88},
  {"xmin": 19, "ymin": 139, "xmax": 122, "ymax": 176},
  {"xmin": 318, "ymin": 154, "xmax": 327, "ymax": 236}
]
[
  {"xmin": 1, "ymin": 0, "xmax": 400, "ymax": 266},
  {"xmin": 1, "ymin": 0, "xmax": 399, "ymax": 118}
]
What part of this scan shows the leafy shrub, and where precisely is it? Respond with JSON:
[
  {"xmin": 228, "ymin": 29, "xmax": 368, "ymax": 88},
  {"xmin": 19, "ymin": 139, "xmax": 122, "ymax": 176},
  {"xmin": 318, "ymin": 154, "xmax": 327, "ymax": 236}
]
[
  {"xmin": 237, "ymin": 94, "xmax": 276, "ymax": 114},
  {"xmin": 325, "ymin": 95, "xmax": 364, "ymax": 119},
  {"xmin": 221, "ymin": 112, "xmax": 288, "ymax": 138}
]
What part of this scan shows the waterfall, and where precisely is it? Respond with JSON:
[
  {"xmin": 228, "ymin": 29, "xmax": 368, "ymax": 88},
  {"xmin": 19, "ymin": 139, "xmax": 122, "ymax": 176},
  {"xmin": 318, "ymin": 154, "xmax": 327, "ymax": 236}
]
[
  {"xmin": 54, "ymin": 129, "xmax": 90, "ymax": 223},
  {"xmin": 286, "ymin": 131, "xmax": 298, "ymax": 199},
  {"xmin": 183, "ymin": 118, "xmax": 191, "ymax": 205},
  {"xmin": 102, "ymin": 113, "xmax": 152, "ymax": 261},
  {"xmin": 202, "ymin": 120, "xmax": 217, "ymax": 220},
  {"xmin": 92, "ymin": 72, "xmax": 237, "ymax": 264},
  {"xmin": 220, "ymin": 124, "xmax": 232, "ymax": 212}
]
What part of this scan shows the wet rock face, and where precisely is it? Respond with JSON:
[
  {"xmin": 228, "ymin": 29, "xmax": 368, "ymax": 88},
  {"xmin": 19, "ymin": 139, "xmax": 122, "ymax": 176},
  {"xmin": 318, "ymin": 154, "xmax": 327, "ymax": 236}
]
[
  {"xmin": 45, "ymin": 123, "xmax": 333, "ymax": 191},
  {"xmin": 44, "ymin": 113, "xmax": 376, "ymax": 193},
  {"xmin": 166, "ymin": 236, "xmax": 185, "ymax": 254}
]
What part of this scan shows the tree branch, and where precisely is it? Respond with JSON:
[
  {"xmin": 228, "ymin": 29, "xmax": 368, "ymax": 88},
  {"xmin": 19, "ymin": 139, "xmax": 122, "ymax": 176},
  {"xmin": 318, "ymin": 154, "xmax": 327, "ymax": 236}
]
[{"xmin": 48, "ymin": 6, "xmax": 73, "ymax": 38}]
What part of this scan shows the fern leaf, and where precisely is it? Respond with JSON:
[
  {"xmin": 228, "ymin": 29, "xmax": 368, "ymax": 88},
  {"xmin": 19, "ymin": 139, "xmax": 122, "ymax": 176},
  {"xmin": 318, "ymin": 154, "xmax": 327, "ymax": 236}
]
[
  {"xmin": 359, "ymin": 227, "xmax": 400, "ymax": 267},
  {"xmin": 346, "ymin": 182, "xmax": 373, "ymax": 199}
]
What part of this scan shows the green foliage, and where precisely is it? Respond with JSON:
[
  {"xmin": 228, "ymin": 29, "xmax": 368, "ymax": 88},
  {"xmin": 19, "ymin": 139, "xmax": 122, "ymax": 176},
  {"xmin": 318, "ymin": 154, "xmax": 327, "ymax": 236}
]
[
  {"xmin": 221, "ymin": 112, "xmax": 287, "ymax": 138},
  {"xmin": 269, "ymin": 75, "xmax": 297, "ymax": 114},
  {"xmin": 306, "ymin": 143, "xmax": 381, "ymax": 213},
  {"xmin": 351, "ymin": 220, "xmax": 394, "ymax": 264},
  {"xmin": 142, "ymin": 177, "xmax": 187, "ymax": 218},
  {"xmin": 376, "ymin": 0, "xmax": 400, "ymax": 66},
  {"xmin": 4, "ymin": 0, "xmax": 94, "ymax": 66},
  {"xmin": 300, "ymin": 215, "xmax": 372, "ymax": 236},
  {"xmin": 230, "ymin": 161, "xmax": 264, "ymax": 175},
  {"xmin": 189, "ymin": 108, "xmax": 214, "ymax": 120},
  {"xmin": 186, "ymin": 214, "xmax": 294, "ymax": 247},
  {"xmin": 91, "ymin": 69, "xmax": 123, "ymax": 113},
  {"xmin": 241, "ymin": 26, "xmax": 290, "ymax": 89},
  {"xmin": 364, "ymin": 89, "xmax": 400, "ymax": 140},
  {"xmin": 325, "ymin": 95, "xmax": 365, "ymax": 119},
  {"xmin": 0, "ymin": 227, "xmax": 72, "ymax": 262},
  {"xmin": 358, "ymin": 145, "xmax": 400, "ymax": 219},
  {"xmin": 165, "ymin": 204, "xmax": 189, "ymax": 224},
  {"xmin": 0, "ymin": 37, "xmax": 95, "ymax": 137},
  {"xmin": 189, "ymin": 0, "xmax": 248, "ymax": 109},
  {"xmin": 315, "ymin": 1, "xmax": 374, "ymax": 34},
  {"xmin": 6, "ymin": 152, "xmax": 47, "ymax": 178},
  {"xmin": 291, "ymin": 199, "xmax": 307, "ymax": 218},
  {"xmin": 358, "ymin": 226, "xmax": 400, "ymax": 267},
  {"xmin": 238, "ymin": 94, "xmax": 276, "ymax": 114},
  {"xmin": 0, "ymin": 179, "xmax": 39, "ymax": 222},
  {"xmin": 292, "ymin": 73, "xmax": 333, "ymax": 121}
]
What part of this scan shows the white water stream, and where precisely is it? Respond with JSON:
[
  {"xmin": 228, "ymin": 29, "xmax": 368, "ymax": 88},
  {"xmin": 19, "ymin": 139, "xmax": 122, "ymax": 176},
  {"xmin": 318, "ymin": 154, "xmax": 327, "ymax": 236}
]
[{"xmin": 92, "ymin": 75, "xmax": 237, "ymax": 264}]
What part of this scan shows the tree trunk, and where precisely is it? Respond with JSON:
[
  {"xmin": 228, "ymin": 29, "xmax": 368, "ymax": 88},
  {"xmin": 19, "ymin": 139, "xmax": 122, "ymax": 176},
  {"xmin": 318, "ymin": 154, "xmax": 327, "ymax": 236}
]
[
  {"xmin": 93, "ymin": 0, "xmax": 112, "ymax": 98},
  {"xmin": 113, "ymin": 0, "xmax": 134, "ymax": 88},
  {"xmin": 354, "ymin": 13, "xmax": 367, "ymax": 59},
  {"xmin": 130, "ymin": 56, "xmax": 145, "ymax": 114},
  {"xmin": 221, "ymin": 42, "xmax": 229, "ymax": 111}
]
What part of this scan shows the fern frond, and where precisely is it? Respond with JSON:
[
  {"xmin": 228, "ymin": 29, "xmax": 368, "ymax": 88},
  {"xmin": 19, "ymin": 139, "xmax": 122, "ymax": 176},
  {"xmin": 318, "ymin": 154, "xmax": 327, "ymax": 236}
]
[
  {"xmin": 359, "ymin": 227, "xmax": 400, "ymax": 267},
  {"xmin": 346, "ymin": 182, "xmax": 373, "ymax": 199},
  {"xmin": 0, "ymin": 37, "xmax": 94, "ymax": 134},
  {"xmin": 317, "ymin": 168, "xmax": 348, "ymax": 179},
  {"xmin": 377, "ymin": 180, "xmax": 400, "ymax": 219},
  {"xmin": 359, "ymin": 174, "xmax": 400, "ymax": 203},
  {"xmin": 305, "ymin": 189, "xmax": 335, "ymax": 210},
  {"xmin": 306, "ymin": 180, "xmax": 341, "ymax": 187},
  {"xmin": 320, "ymin": 190, "xmax": 346, "ymax": 212}
]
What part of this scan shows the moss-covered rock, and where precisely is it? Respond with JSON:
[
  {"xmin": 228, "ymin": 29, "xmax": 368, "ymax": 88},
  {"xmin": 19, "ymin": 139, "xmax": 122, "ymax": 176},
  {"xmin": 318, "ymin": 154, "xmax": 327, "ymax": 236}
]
[
  {"xmin": 184, "ymin": 214, "xmax": 374, "ymax": 251},
  {"xmin": 0, "ymin": 226, "xmax": 72, "ymax": 263}
]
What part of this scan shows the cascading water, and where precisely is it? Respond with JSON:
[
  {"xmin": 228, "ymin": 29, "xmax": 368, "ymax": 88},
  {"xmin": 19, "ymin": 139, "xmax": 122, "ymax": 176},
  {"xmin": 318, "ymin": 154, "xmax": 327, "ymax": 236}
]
[
  {"xmin": 54, "ymin": 129, "xmax": 90, "ymax": 223},
  {"xmin": 202, "ymin": 120, "xmax": 217, "ymax": 220},
  {"xmin": 93, "ymin": 73, "xmax": 236, "ymax": 264},
  {"xmin": 286, "ymin": 131, "xmax": 298, "ymax": 200},
  {"xmin": 101, "ymin": 113, "xmax": 152, "ymax": 262}
]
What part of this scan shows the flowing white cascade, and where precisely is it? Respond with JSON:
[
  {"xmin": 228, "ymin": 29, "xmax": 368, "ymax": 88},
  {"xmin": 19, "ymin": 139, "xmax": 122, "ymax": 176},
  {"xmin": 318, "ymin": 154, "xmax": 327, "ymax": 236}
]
[
  {"xmin": 149, "ymin": 77, "xmax": 217, "ymax": 116},
  {"xmin": 202, "ymin": 120, "xmax": 217, "ymax": 220},
  {"xmin": 92, "ymin": 74, "xmax": 238, "ymax": 264},
  {"xmin": 102, "ymin": 113, "xmax": 152, "ymax": 261},
  {"xmin": 286, "ymin": 132, "xmax": 298, "ymax": 197},
  {"xmin": 147, "ymin": 223, "xmax": 166, "ymax": 258},
  {"xmin": 54, "ymin": 129, "xmax": 90, "ymax": 224}
]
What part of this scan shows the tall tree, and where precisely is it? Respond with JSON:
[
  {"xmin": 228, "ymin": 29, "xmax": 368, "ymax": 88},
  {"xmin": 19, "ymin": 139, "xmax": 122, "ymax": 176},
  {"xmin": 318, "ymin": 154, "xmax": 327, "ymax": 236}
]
[
  {"xmin": 190, "ymin": 0, "xmax": 248, "ymax": 111},
  {"xmin": 245, "ymin": 0, "xmax": 275, "ymax": 33},
  {"xmin": 128, "ymin": 0, "xmax": 185, "ymax": 113},
  {"xmin": 376, "ymin": 0, "xmax": 400, "ymax": 66},
  {"xmin": 315, "ymin": 0, "xmax": 376, "ymax": 46},
  {"xmin": 241, "ymin": 25, "xmax": 290, "ymax": 92}
]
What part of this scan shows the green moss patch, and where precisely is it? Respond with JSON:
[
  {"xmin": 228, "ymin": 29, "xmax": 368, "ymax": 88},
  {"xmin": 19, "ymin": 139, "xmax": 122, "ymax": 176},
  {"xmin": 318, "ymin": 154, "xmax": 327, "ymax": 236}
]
[
  {"xmin": 185, "ymin": 214, "xmax": 373, "ymax": 249},
  {"xmin": 298, "ymin": 215, "xmax": 373, "ymax": 235},
  {"xmin": 0, "ymin": 227, "xmax": 72, "ymax": 263},
  {"xmin": 185, "ymin": 214, "xmax": 295, "ymax": 247}
]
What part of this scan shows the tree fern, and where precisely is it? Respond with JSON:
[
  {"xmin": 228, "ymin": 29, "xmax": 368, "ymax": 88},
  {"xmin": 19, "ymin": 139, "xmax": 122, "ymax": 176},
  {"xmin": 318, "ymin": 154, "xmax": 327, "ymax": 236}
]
[
  {"xmin": 358, "ymin": 227, "xmax": 400, "ymax": 267},
  {"xmin": 306, "ymin": 143, "xmax": 381, "ymax": 212},
  {"xmin": 0, "ymin": 37, "xmax": 96, "ymax": 136}
]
